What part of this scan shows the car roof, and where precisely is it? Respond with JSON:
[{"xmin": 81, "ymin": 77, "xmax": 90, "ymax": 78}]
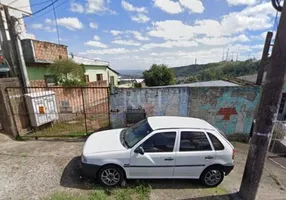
[{"xmin": 147, "ymin": 116, "xmax": 215, "ymax": 131}]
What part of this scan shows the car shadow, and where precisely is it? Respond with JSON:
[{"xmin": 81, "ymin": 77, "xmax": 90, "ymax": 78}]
[
  {"xmin": 60, "ymin": 156, "xmax": 97, "ymax": 190},
  {"xmin": 142, "ymin": 179, "xmax": 204, "ymax": 189},
  {"xmin": 61, "ymin": 157, "xmax": 211, "ymax": 190}
]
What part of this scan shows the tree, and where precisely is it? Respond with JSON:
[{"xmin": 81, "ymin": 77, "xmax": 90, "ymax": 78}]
[
  {"xmin": 143, "ymin": 64, "xmax": 176, "ymax": 86},
  {"xmin": 49, "ymin": 59, "xmax": 85, "ymax": 86}
]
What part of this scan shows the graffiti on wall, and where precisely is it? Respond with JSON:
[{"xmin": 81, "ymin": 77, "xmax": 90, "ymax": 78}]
[
  {"xmin": 190, "ymin": 87, "xmax": 260, "ymax": 135},
  {"xmin": 110, "ymin": 87, "xmax": 189, "ymax": 128},
  {"xmin": 216, "ymin": 107, "xmax": 237, "ymax": 120},
  {"xmin": 110, "ymin": 86, "xmax": 260, "ymax": 135}
]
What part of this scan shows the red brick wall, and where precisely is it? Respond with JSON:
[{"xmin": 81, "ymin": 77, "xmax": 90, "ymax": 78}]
[
  {"xmin": 30, "ymin": 80, "xmax": 46, "ymax": 87},
  {"xmin": 28, "ymin": 80, "xmax": 109, "ymax": 121},
  {"xmin": 30, "ymin": 80, "xmax": 107, "ymax": 87},
  {"xmin": 87, "ymin": 81, "xmax": 107, "ymax": 87},
  {"xmin": 32, "ymin": 40, "xmax": 68, "ymax": 62}
]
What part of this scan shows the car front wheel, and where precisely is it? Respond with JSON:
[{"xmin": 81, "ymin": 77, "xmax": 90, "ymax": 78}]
[
  {"xmin": 97, "ymin": 165, "xmax": 124, "ymax": 187},
  {"xmin": 200, "ymin": 167, "xmax": 224, "ymax": 187}
]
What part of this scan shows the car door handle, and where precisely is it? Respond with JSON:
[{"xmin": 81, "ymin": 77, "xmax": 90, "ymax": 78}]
[
  {"xmin": 205, "ymin": 156, "xmax": 214, "ymax": 160},
  {"xmin": 164, "ymin": 158, "xmax": 174, "ymax": 161}
]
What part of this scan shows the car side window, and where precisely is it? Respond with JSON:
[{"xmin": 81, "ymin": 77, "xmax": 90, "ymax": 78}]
[
  {"xmin": 142, "ymin": 132, "xmax": 176, "ymax": 153},
  {"xmin": 207, "ymin": 132, "xmax": 225, "ymax": 150},
  {"xmin": 180, "ymin": 131, "xmax": 212, "ymax": 151}
]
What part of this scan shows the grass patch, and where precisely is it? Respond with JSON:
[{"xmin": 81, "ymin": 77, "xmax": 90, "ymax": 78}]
[
  {"xmin": 197, "ymin": 186, "xmax": 227, "ymax": 197},
  {"xmin": 42, "ymin": 182, "xmax": 151, "ymax": 200},
  {"xmin": 21, "ymin": 114, "xmax": 109, "ymax": 138},
  {"xmin": 26, "ymin": 121, "xmax": 86, "ymax": 137}
]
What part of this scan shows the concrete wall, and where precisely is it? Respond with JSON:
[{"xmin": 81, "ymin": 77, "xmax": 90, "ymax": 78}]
[
  {"xmin": 110, "ymin": 86, "xmax": 260, "ymax": 136},
  {"xmin": 188, "ymin": 87, "xmax": 260, "ymax": 135},
  {"xmin": 110, "ymin": 87, "xmax": 191, "ymax": 128},
  {"xmin": 0, "ymin": 78, "xmax": 22, "ymax": 138}
]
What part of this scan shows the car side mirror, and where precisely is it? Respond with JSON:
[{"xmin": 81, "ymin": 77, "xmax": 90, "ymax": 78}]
[{"xmin": 134, "ymin": 146, "xmax": 144, "ymax": 155}]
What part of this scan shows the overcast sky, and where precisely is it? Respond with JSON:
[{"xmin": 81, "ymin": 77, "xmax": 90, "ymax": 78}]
[{"xmin": 26, "ymin": 0, "xmax": 278, "ymax": 70}]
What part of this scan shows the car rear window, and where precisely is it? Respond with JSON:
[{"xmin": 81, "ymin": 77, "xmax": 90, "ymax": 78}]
[
  {"xmin": 180, "ymin": 131, "xmax": 212, "ymax": 151},
  {"xmin": 207, "ymin": 132, "xmax": 224, "ymax": 150}
]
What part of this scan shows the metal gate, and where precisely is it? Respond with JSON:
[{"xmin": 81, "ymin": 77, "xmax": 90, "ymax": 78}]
[{"xmin": 5, "ymin": 86, "xmax": 110, "ymax": 138}]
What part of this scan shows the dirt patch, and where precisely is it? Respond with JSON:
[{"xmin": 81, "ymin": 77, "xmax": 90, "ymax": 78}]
[{"xmin": 0, "ymin": 134, "xmax": 84, "ymax": 200}]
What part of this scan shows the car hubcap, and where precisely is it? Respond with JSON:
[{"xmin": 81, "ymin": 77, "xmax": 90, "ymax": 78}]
[
  {"xmin": 204, "ymin": 170, "xmax": 222, "ymax": 186},
  {"xmin": 101, "ymin": 169, "xmax": 120, "ymax": 186}
]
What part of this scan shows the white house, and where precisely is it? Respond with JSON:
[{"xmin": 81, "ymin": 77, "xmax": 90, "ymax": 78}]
[{"xmin": 70, "ymin": 55, "xmax": 119, "ymax": 87}]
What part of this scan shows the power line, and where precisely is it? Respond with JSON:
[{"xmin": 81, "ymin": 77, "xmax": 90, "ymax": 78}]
[
  {"xmin": 7, "ymin": 0, "xmax": 20, "ymax": 6},
  {"xmin": 18, "ymin": 0, "xmax": 60, "ymax": 19},
  {"xmin": 25, "ymin": 0, "xmax": 69, "ymax": 22},
  {"xmin": 271, "ymin": 0, "xmax": 283, "ymax": 12},
  {"xmin": 17, "ymin": 0, "xmax": 53, "ymax": 9},
  {"xmin": 51, "ymin": 0, "xmax": 60, "ymax": 44}
]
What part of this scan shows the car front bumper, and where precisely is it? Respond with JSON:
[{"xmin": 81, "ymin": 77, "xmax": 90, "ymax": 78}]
[
  {"xmin": 79, "ymin": 160, "xmax": 101, "ymax": 178},
  {"xmin": 223, "ymin": 165, "xmax": 234, "ymax": 176}
]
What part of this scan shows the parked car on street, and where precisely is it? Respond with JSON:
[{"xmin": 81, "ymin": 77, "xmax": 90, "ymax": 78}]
[{"xmin": 80, "ymin": 116, "xmax": 235, "ymax": 187}]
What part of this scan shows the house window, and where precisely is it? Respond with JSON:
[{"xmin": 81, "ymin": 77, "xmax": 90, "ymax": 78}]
[
  {"xmin": 44, "ymin": 75, "xmax": 56, "ymax": 86},
  {"xmin": 96, "ymin": 74, "xmax": 103, "ymax": 81},
  {"xmin": 84, "ymin": 75, "xmax": 90, "ymax": 83},
  {"xmin": 110, "ymin": 76, "xmax": 115, "ymax": 85}
]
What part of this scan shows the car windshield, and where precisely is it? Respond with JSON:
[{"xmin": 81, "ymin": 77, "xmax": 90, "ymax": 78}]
[{"xmin": 124, "ymin": 119, "xmax": 153, "ymax": 148}]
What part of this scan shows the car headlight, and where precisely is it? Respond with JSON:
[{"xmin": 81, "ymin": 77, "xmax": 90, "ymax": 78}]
[{"xmin": 81, "ymin": 153, "xmax": 87, "ymax": 163}]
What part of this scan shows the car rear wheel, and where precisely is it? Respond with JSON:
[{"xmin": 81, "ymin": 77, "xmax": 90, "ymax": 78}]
[
  {"xmin": 97, "ymin": 165, "xmax": 124, "ymax": 187},
  {"xmin": 200, "ymin": 167, "xmax": 224, "ymax": 187}
]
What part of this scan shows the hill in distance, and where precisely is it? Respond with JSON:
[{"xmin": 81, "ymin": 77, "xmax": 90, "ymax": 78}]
[
  {"xmin": 171, "ymin": 59, "xmax": 260, "ymax": 83},
  {"xmin": 118, "ymin": 70, "xmax": 143, "ymax": 78}
]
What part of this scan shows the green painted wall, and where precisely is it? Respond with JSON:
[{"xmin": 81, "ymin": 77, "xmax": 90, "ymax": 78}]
[
  {"xmin": 27, "ymin": 66, "xmax": 51, "ymax": 80},
  {"xmin": 84, "ymin": 65, "xmax": 119, "ymax": 87},
  {"xmin": 84, "ymin": 65, "xmax": 107, "ymax": 82},
  {"xmin": 28, "ymin": 64, "xmax": 119, "ymax": 87}
]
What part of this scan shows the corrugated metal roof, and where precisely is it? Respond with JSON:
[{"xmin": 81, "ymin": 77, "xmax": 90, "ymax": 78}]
[{"xmin": 152, "ymin": 80, "xmax": 239, "ymax": 88}]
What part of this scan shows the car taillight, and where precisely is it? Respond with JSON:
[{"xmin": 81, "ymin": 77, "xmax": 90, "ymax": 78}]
[
  {"xmin": 81, "ymin": 153, "xmax": 87, "ymax": 163},
  {"xmin": 232, "ymin": 149, "xmax": 235, "ymax": 160}
]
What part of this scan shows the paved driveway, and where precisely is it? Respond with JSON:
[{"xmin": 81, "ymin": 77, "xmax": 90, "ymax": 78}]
[{"xmin": 0, "ymin": 134, "xmax": 285, "ymax": 200}]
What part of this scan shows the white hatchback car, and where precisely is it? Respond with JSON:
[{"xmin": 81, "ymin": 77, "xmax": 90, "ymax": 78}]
[{"xmin": 80, "ymin": 116, "xmax": 234, "ymax": 187}]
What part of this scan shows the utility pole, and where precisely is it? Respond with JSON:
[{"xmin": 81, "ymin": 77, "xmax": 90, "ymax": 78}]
[
  {"xmin": 256, "ymin": 31, "xmax": 273, "ymax": 85},
  {"xmin": 239, "ymin": 1, "xmax": 286, "ymax": 200},
  {"xmin": 0, "ymin": 7, "xmax": 17, "ymax": 76},
  {"xmin": 2, "ymin": 6, "xmax": 29, "ymax": 88}
]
